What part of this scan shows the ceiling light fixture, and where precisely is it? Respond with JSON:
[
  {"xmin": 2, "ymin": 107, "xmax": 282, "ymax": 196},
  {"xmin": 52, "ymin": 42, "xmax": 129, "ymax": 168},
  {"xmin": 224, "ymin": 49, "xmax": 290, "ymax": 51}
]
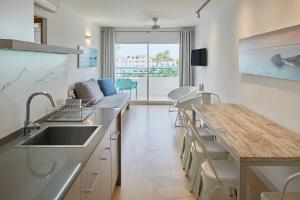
[
  {"xmin": 86, "ymin": 35, "xmax": 92, "ymax": 40},
  {"xmin": 196, "ymin": 0, "xmax": 211, "ymax": 18}
]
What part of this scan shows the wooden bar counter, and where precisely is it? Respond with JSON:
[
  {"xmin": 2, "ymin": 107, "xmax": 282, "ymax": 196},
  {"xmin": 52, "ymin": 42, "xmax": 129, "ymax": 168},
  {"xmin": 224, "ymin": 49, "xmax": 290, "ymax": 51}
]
[{"xmin": 192, "ymin": 103, "xmax": 300, "ymax": 200}]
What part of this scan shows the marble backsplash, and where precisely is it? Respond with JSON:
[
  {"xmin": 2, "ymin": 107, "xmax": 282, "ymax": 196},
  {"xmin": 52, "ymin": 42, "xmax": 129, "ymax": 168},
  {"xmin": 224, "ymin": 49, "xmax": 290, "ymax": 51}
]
[{"xmin": 0, "ymin": 50, "xmax": 68, "ymax": 139}]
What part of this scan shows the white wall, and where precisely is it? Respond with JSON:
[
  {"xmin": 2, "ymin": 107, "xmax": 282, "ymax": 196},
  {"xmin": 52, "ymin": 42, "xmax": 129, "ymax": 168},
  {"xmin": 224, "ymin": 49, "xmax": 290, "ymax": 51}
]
[
  {"xmin": 194, "ymin": 0, "xmax": 300, "ymax": 192},
  {"xmin": 0, "ymin": 0, "xmax": 34, "ymax": 41},
  {"xmin": 34, "ymin": 4, "xmax": 101, "ymax": 86}
]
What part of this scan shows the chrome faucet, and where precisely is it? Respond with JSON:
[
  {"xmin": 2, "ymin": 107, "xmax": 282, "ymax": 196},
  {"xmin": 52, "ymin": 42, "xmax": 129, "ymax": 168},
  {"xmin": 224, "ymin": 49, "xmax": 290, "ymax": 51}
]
[{"xmin": 24, "ymin": 92, "xmax": 56, "ymax": 135}]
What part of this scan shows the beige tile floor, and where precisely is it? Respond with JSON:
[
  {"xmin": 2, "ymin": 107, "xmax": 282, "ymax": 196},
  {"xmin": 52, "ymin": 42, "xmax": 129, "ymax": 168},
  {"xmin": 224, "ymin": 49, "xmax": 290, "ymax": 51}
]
[{"xmin": 112, "ymin": 105, "xmax": 195, "ymax": 200}]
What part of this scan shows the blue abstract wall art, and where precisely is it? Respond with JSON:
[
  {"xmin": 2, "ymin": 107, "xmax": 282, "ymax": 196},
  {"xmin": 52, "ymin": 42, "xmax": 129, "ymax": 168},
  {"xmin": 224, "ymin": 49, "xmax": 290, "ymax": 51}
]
[
  {"xmin": 78, "ymin": 46, "xmax": 99, "ymax": 68},
  {"xmin": 239, "ymin": 25, "xmax": 300, "ymax": 81}
]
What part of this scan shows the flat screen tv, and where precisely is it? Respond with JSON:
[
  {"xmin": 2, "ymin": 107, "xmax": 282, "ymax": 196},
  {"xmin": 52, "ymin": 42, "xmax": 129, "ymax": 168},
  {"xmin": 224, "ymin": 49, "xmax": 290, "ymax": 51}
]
[{"xmin": 191, "ymin": 48, "xmax": 207, "ymax": 66}]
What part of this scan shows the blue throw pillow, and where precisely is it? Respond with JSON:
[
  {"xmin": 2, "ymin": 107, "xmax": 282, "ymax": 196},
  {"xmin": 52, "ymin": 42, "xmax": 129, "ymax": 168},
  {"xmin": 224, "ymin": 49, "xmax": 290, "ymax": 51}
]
[{"xmin": 97, "ymin": 78, "xmax": 117, "ymax": 96}]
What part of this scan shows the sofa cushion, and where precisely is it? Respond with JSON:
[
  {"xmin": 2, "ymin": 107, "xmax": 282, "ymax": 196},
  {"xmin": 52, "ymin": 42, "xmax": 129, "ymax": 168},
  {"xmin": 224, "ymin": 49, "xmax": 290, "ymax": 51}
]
[
  {"xmin": 97, "ymin": 78, "xmax": 117, "ymax": 96},
  {"xmin": 95, "ymin": 93, "xmax": 129, "ymax": 108},
  {"xmin": 74, "ymin": 79, "xmax": 104, "ymax": 105}
]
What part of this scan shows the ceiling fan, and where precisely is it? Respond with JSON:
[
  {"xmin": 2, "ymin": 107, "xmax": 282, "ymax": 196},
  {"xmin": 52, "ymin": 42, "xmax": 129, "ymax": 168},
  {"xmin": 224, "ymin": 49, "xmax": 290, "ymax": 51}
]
[
  {"xmin": 151, "ymin": 18, "xmax": 160, "ymax": 30},
  {"xmin": 144, "ymin": 18, "xmax": 177, "ymax": 30}
]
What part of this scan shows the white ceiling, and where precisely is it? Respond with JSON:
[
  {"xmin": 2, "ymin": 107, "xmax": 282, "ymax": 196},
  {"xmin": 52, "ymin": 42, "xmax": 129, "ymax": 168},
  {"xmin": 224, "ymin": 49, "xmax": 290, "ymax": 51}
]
[{"xmin": 63, "ymin": 0, "xmax": 204, "ymax": 27}]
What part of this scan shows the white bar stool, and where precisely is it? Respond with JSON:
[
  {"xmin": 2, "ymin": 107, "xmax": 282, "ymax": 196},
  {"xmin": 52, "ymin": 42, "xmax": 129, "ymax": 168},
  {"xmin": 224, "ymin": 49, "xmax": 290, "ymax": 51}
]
[
  {"xmin": 179, "ymin": 105, "xmax": 225, "ymax": 170},
  {"xmin": 189, "ymin": 124, "xmax": 238, "ymax": 200},
  {"xmin": 178, "ymin": 96, "xmax": 216, "ymax": 160},
  {"xmin": 199, "ymin": 159, "xmax": 238, "ymax": 200},
  {"xmin": 180, "ymin": 106, "xmax": 229, "ymax": 195},
  {"xmin": 189, "ymin": 138, "xmax": 228, "ymax": 193}
]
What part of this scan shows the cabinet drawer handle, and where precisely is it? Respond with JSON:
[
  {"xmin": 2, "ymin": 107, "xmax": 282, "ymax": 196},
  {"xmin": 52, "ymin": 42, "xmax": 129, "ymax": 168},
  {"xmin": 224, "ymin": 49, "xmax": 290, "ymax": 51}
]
[
  {"xmin": 111, "ymin": 131, "xmax": 120, "ymax": 140},
  {"xmin": 99, "ymin": 149, "xmax": 109, "ymax": 160},
  {"xmin": 84, "ymin": 172, "xmax": 99, "ymax": 193},
  {"xmin": 99, "ymin": 154, "xmax": 107, "ymax": 160}
]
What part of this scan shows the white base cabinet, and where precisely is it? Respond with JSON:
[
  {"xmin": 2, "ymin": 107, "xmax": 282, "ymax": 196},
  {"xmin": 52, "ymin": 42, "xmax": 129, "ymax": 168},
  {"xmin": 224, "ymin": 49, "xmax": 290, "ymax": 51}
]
[{"xmin": 62, "ymin": 118, "xmax": 120, "ymax": 200}]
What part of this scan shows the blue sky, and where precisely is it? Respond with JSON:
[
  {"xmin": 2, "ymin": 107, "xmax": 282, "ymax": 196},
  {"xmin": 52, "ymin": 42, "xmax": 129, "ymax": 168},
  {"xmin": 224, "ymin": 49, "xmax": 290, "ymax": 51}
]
[{"xmin": 115, "ymin": 44, "xmax": 179, "ymax": 58}]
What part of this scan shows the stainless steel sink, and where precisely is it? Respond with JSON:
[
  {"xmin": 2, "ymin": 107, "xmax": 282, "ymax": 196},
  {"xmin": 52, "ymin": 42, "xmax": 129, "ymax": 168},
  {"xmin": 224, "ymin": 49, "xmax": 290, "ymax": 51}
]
[{"xmin": 16, "ymin": 125, "xmax": 101, "ymax": 147}]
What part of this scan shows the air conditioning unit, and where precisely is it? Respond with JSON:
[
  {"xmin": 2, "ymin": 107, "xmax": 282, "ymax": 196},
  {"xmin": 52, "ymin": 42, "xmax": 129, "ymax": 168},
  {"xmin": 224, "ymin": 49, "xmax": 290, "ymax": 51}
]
[{"xmin": 34, "ymin": 0, "xmax": 59, "ymax": 13}]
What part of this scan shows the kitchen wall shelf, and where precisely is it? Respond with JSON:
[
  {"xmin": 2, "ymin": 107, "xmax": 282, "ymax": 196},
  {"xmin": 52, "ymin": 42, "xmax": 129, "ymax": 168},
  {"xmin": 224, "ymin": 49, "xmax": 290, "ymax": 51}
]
[{"xmin": 0, "ymin": 39, "xmax": 82, "ymax": 54}]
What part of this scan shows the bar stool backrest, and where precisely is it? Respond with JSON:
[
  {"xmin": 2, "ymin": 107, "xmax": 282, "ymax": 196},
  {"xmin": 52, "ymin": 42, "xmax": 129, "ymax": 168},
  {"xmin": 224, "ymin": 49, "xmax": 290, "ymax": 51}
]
[
  {"xmin": 179, "ymin": 106, "xmax": 190, "ymax": 135},
  {"xmin": 178, "ymin": 105, "xmax": 194, "ymax": 139},
  {"xmin": 200, "ymin": 92, "xmax": 220, "ymax": 105},
  {"xmin": 182, "ymin": 109, "xmax": 223, "ymax": 185},
  {"xmin": 280, "ymin": 172, "xmax": 300, "ymax": 200}
]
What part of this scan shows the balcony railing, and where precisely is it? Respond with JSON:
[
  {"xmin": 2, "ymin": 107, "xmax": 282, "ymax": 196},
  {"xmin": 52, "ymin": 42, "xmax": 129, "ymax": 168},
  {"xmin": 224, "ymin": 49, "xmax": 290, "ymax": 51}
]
[
  {"xmin": 114, "ymin": 67, "xmax": 179, "ymax": 101},
  {"xmin": 115, "ymin": 67, "xmax": 179, "ymax": 78}
]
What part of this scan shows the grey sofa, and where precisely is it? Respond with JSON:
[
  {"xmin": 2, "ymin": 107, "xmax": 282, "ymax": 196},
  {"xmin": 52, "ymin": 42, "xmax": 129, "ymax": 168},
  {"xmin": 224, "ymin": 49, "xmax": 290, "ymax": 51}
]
[{"xmin": 74, "ymin": 79, "xmax": 130, "ymax": 112}]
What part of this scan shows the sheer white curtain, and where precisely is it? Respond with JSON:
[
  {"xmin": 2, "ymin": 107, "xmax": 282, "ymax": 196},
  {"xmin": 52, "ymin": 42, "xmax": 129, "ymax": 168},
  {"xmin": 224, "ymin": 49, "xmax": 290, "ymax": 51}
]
[
  {"xmin": 101, "ymin": 27, "xmax": 115, "ymax": 79},
  {"xmin": 179, "ymin": 28, "xmax": 195, "ymax": 86}
]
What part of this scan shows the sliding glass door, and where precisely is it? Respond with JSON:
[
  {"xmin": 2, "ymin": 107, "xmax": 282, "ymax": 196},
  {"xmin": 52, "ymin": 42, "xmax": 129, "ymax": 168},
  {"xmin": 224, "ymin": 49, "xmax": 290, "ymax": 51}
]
[{"xmin": 114, "ymin": 43, "xmax": 179, "ymax": 103}]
